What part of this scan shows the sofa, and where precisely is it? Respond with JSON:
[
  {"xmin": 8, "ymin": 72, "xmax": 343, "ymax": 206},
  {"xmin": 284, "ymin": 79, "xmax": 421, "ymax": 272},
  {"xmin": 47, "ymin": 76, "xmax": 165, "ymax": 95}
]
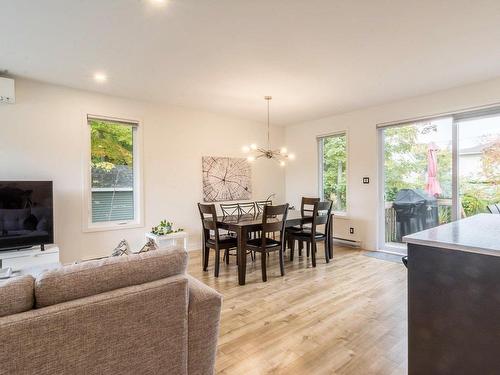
[{"xmin": 0, "ymin": 248, "xmax": 222, "ymax": 375}]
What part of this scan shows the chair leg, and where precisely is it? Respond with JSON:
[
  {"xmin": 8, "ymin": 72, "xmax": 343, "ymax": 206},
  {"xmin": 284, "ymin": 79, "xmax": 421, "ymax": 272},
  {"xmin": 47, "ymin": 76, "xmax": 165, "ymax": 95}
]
[
  {"xmin": 261, "ymin": 252, "xmax": 267, "ymax": 282},
  {"xmin": 203, "ymin": 245, "xmax": 209, "ymax": 271},
  {"xmin": 324, "ymin": 239, "xmax": 329, "ymax": 263},
  {"xmin": 307, "ymin": 242, "xmax": 310, "ymax": 258},
  {"xmin": 290, "ymin": 237, "xmax": 295, "ymax": 261},
  {"xmin": 299, "ymin": 241, "xmax": 303, "ymax": 256},
  {"xmin": 215, "ymin": 249, "xmax": 220, "ymax": 277},
  {"xmin": 279, "ymin": 247, "xmax": 285, "ymax": 276},
  {"xmin": 311, "ymin": 241, "xmax": 317, "ymax": 267},
  {"xmin": 225, "ymin": 249, "xmax": 230, "ymax": 265}
]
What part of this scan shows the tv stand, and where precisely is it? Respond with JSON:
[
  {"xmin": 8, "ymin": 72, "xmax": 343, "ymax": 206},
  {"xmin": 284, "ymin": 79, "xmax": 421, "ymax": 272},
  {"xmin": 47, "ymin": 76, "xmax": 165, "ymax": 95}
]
[{"xmin": 0, "ymin": 245, "xmax": 59, "ymax": 271}]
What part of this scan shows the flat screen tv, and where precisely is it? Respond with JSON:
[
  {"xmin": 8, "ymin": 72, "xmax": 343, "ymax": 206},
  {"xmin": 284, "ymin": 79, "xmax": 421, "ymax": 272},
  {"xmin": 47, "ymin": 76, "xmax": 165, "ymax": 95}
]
[{"xmin": 0, "ymin": 181, "xmax": 53, "ymax": 251}]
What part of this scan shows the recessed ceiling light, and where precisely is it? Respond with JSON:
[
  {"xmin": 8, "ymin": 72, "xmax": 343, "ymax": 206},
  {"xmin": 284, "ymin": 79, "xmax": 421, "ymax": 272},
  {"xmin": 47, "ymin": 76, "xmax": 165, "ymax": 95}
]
[
  {"xmin": 150, "ymin": 0, "xmax": 167, "ymax": 6},
  {"xmin": 93, "ymin": 72, "xmax": 107, "ymax": 83}
]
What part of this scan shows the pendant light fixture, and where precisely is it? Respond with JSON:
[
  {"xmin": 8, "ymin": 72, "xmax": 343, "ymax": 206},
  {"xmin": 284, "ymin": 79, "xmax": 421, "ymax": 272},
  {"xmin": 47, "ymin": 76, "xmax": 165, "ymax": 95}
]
[{"xmin": 242, "ymin": 96, "xmax": 295, "ymax": 167}]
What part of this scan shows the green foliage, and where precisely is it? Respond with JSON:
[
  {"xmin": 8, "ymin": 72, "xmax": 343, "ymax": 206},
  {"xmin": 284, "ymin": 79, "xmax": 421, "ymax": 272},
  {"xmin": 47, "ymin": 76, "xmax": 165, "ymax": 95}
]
[
  {"xmin": 481, "ymin": 138, "xmax": 500, "ymax": 184},
  {"xmin": 322, "ymin": 135, "xmax": 347, "ymax": 211},
  {"xmin": 151, "ymin": 220, "xmax": 184, "ymax": 236},
  {"xmin": 461, "ymin": 193, "xmax": 487, "ymax": 217},
  {"xmin": 384, "ymin": 123, "xmax": 452, "ymax": 201},
  {"xmin": 90, "ymin": 119, "xmax": 133, "ymax": 167}
]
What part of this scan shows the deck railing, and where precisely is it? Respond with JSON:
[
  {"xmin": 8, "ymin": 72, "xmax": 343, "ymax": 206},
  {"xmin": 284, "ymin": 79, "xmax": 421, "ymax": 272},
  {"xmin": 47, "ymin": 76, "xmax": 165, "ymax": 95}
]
[{"xmin": 385, "ymin": 199, "xmax": 453, "ymax": 243}]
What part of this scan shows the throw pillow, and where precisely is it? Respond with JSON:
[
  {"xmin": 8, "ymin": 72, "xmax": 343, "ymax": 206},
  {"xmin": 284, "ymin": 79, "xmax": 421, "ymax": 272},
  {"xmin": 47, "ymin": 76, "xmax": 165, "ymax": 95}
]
[
  {"xmin": 137, "ymin": 238, "xmax": 158, "ymax": 253},
  {"xmin": 111, "ymin": 239, "xmax": 130, "ymax": 257}
]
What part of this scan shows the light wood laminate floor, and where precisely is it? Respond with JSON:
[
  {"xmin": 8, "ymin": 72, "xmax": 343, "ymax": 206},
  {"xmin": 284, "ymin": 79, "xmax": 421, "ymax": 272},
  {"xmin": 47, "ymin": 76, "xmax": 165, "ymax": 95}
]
[{"xmin": 188, "ymin": 245, "xmax": 407, "ymax": 375}]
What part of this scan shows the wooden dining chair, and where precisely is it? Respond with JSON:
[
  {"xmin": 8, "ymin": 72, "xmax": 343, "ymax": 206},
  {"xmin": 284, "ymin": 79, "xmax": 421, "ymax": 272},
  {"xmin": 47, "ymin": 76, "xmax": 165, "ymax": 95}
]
[
  {"xmin": 287, "ymin": 201, "xmax": 332, "ymax": 267},
  {"xmin": 198, "ymin": 203, "xmax": 238, "ymax": 277},
  {"xmin": 238, "ymin": 202, "xmax": 256, "ymax": 215},
  {"xmin": 286, "ymin": 197, "xmax": 320, "ymax": 252},
  {"xmin": 220, "ymin": 203, "xmax": 239, "ymax": 217},
  {"xmin": 255, "ymin": 200, "xmax": 272, "ymax": 214},
  {"xmin": 245, "ymin": 204, "xmax": 289, "ymax": 282}
]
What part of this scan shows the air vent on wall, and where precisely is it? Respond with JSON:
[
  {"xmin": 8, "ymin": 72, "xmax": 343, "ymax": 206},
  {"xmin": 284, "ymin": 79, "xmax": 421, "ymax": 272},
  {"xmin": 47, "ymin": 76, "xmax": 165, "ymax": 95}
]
[{"xmin": 0, "ymin": 77, "xmax": 15, "ymax": 104}]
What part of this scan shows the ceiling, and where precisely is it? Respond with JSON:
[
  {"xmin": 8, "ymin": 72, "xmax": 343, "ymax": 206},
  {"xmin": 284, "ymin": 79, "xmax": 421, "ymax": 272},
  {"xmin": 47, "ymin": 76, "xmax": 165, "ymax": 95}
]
[{"xmin": 2, "ymin": 0, "xmax": 500, "ymax": 125}]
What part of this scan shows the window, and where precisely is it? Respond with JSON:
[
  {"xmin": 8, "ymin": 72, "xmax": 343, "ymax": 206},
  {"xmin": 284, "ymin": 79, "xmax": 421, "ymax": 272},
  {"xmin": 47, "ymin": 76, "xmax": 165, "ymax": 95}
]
[
  {"xmin": 318, "ymin": 132, "xmax": 348, "ymax": 213},
  {"xmin": 85, "ymin": 116, "xmax": 142, "ymax": 230}
]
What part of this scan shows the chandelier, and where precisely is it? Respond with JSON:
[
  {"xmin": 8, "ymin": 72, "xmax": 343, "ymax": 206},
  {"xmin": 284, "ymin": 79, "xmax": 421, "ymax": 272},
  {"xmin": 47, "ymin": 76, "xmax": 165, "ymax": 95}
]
[{"xmin": 242, "ymin": 96, "xmax": 295, "ymax": 167}]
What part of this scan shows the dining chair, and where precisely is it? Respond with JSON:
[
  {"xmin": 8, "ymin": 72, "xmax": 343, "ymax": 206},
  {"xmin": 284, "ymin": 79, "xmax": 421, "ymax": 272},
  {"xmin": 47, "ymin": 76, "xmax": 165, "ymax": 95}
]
[
  {"xmin": 220, "ymin": 203, "xmax": 240, "ymax": 217},
  {"xmin": 219, "ymin": 202, "xmax": 240, "ymax": 262},
  {"xmin": 219, "ymin": 203, "xmax": 256, "ymax": 264},
  {"xmin": 255, "ymin": 200, "xmax": 272, "ymax": 214},
  {"xmin": 198, "ymin": 203, "xmax": 238, "ymax": 277},
  {"xmin": 287, "ymin": 201, "xmax": 333, "ymax": 267},
  {"xmin": 286, "ymin": 197, "xmax": 320, "ymax": 252},
  {"xmin": 245, "ymin": 204, "xmax": 289, "ymax": 282},
  {"xmin": 238, "ymin": 202, "xmax": 256, "ymax": 215}
]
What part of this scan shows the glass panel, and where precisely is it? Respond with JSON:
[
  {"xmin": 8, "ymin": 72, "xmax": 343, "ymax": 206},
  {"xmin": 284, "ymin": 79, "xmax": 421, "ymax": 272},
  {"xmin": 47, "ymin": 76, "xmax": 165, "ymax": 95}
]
[
  {"xmin": 89, "ymin": 118, "xmax": 135, "ymax": 223},
  {"xmin": 383, "ymin": 118, "xmax": 453, "ymax": 251},
  {"xmin": 458, "ymin": 115, "xmax": 500, "ymax": 216},
  {"xmin": 320, "ymin": 133, "xmax": 347, "ymax": 212}
]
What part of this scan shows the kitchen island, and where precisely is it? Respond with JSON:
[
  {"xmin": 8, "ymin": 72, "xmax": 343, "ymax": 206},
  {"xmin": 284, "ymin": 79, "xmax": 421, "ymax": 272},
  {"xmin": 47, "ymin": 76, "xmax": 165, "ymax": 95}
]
[{"xmin": 404, "ymin": 214, "xmax": 500, "ymax": 375}]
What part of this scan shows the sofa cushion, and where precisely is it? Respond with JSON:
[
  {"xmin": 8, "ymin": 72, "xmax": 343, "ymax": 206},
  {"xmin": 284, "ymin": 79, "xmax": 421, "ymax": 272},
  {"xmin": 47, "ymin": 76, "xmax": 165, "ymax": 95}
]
[
  {"xmin": 0, "ymin": 275, "xmax": 35, "ymax": 317},
  {"xmin": 35, "ymin": 248, "xmax": 188, "ymax": 308}
]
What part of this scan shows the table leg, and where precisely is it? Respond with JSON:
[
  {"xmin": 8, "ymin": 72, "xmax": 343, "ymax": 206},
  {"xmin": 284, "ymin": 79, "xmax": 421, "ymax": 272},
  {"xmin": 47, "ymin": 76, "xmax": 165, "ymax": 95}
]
[
  {"xmin": 237, "ymin": 227, "xmax": 247, "ymax": 285},
  {"xmin": 328, "ymin": 216, "xmax": 334, "ymax": 259}
]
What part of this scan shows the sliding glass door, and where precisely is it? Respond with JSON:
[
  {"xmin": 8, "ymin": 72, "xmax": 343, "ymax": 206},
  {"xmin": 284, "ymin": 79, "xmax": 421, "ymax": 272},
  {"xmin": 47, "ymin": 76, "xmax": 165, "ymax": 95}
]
[
  {"xmin": 381, "ymin": 118, "xmax": 453, "ymax": 252},
  {"xmin": 379, "ymin": 109, "xmax": 500, "ymax": 254}
]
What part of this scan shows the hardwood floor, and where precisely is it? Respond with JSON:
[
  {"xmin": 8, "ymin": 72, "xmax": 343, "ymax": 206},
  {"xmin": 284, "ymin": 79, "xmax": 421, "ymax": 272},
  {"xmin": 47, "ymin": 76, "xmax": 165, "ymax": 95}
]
[{"xmin": 188, "ymin": 245, "xmax": 408, "ymax": 375}]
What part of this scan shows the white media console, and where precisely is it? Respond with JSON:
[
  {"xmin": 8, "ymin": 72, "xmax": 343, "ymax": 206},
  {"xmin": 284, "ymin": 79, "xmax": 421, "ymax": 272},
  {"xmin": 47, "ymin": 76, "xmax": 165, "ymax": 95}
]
[{"xmin": 0, "ymin": 245, "xmax": 59, "ymax": 272}]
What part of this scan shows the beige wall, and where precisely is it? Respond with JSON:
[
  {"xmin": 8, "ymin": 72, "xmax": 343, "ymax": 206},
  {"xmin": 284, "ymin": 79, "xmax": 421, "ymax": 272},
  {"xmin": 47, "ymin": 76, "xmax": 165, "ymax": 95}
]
[
  {"xmin": 0, "ymin": 79, "xmax": 286, "ymax": 262},
  {"xmin": 285, "ymin": 77, "xmax": 500, "ymax": 250}
]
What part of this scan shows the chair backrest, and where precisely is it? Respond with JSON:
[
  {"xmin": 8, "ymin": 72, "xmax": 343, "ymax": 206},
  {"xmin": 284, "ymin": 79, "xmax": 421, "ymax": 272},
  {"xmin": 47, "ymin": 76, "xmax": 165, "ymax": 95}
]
[
  {"xmin": 255, "ymin": 200, "xmax": 272, "ymax": 213},
  {"xmin": 197, "ymin": 203, "xmax": 218, "ymax": 233},
  {"xmin": 238, "ymin": 202, "xmax": 256, "ymax": 216},
  {"xmin": 301, "ymin": 197, "xmax": 320, "ymax": 217},
  {"xmin": 261, "ymin": 204, "xmax": 289, "ymax": 237},
  {"xmin": 311, "ymin": 201, "xmax": 333, "ymax": 236},
  {"xmin": 220, "ymin": 203, "xmax": 239, "ymax": 217},
  {"xmin": 487, "ymin": 204, "xmax": 500, "ymax": 214}
]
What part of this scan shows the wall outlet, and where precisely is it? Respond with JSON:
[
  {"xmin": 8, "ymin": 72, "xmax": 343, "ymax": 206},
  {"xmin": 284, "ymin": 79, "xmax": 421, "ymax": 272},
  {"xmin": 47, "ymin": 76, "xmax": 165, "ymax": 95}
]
[
  {"xmin": 349, "ymin": 227, "xmax": 354, "ymax": 234},
  {"xmin": 362, "ymin": 177, "xmax": 370, "ymax": 184}
]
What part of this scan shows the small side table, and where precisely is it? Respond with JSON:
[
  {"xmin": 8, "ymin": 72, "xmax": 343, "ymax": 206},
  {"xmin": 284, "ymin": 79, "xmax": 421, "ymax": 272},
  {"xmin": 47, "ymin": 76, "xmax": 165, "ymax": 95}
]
[{"xmin": 145, "ymin": 232, "xmax": 189, "ymax": 251}]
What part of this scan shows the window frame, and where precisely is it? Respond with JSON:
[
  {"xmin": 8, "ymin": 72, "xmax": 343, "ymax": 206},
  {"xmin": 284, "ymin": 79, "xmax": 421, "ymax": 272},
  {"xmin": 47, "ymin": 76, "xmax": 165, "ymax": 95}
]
[
  {"xmin": 83, "ymin": 114, "xmax": 144, "ymax": 232},
  {"xmin": 317, "ymin": 130, "xmax": 349, "ymax": 216}
]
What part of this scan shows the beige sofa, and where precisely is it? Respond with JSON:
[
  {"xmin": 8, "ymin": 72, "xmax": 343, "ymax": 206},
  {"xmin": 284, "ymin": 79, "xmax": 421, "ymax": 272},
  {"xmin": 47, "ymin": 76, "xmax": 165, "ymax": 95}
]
[{"xmin": 0, "ymin": 249, "xmax": 222, "ymax": 375}]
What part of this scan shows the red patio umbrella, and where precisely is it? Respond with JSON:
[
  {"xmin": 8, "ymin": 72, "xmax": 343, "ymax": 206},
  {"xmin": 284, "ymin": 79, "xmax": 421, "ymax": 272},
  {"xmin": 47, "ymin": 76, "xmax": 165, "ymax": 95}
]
[{"xmin": 425, "ymin": 142, "xmax": 442, "ymax": 197}]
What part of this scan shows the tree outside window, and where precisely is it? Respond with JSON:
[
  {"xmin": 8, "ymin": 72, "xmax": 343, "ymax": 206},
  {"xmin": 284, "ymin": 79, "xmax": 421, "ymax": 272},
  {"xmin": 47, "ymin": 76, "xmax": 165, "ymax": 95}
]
[{"xmin": 320, "ymin": 133, "xmax": 347, "ymax": 213}]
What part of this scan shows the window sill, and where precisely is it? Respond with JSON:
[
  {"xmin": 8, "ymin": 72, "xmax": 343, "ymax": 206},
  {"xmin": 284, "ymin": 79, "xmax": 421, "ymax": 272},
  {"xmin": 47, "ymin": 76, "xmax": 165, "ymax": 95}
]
[{"xmin": 83, "ymin": 221, "xmax": 144, "ymax": 233}]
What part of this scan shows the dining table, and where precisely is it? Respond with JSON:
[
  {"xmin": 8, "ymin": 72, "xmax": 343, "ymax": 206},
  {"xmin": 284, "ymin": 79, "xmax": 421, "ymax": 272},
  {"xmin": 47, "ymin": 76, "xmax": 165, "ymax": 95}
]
[{"xmin": 204, "ymin": 209, "xmax": 334, "ymax": 285}]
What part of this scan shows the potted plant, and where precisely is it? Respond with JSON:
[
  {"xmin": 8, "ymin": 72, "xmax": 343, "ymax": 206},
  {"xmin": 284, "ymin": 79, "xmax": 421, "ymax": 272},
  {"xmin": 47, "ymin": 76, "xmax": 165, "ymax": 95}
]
[{"xmin": 147, "ymin": 220, "xmax": 185, "ymax": 249}]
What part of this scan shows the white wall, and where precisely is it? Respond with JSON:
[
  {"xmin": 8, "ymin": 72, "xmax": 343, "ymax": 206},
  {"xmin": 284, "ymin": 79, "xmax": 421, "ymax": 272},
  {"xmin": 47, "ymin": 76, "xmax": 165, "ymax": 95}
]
[
  {"xmin": 0, "ymin": 79, "xmax": 286, "ymax": 262},
  {"xmin": 285, "ymin": 77, "xmax": 500, "ymax": 250}
]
